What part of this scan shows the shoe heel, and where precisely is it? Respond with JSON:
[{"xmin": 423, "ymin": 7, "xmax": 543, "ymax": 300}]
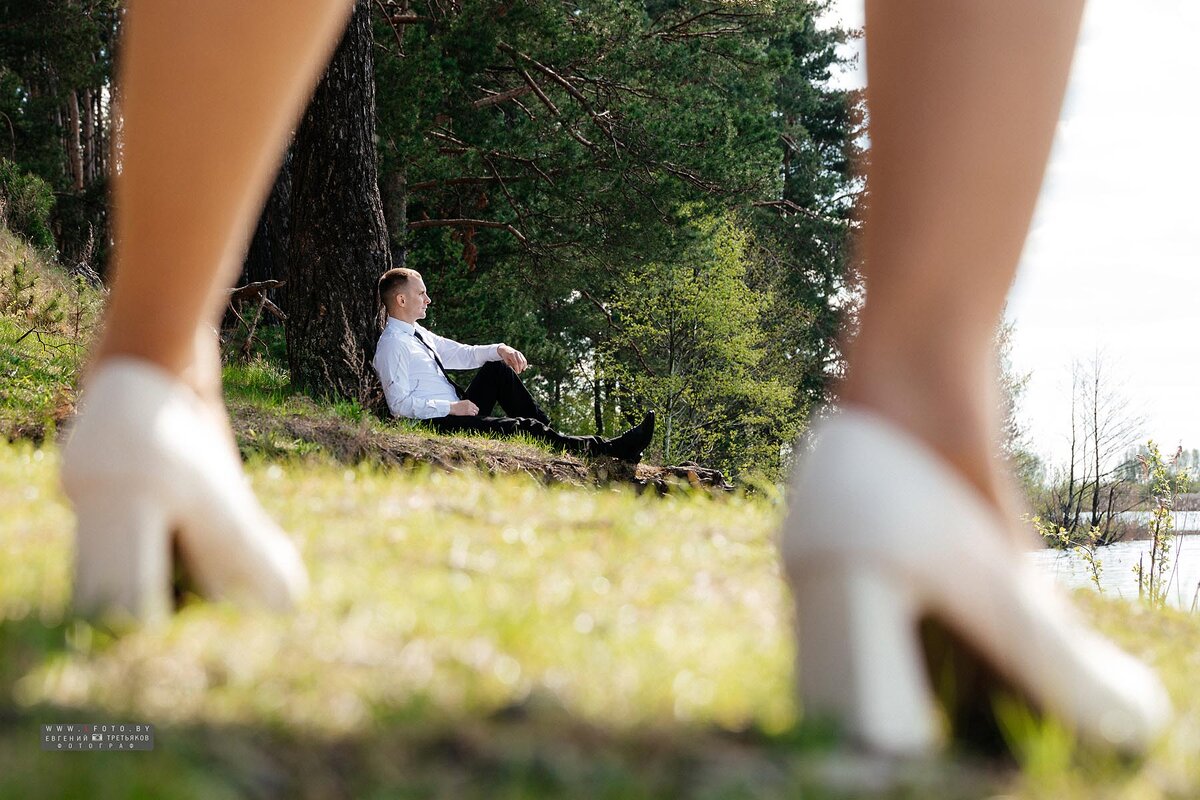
[
  {"xmin": 794, "ymin": 563, "xmax": 941, "ymax": 755},
  {"xmin": 71, "ymin": 489, "xmax": 173, "ymax": 624}
]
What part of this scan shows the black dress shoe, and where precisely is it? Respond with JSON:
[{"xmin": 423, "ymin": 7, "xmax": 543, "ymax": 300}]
[{"xmin": 605, "ymin": 411, "xmax": 655, "ymax": 463}]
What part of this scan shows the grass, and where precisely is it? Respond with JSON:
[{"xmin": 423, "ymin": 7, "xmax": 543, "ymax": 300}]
[
  {"xmin": 0, "ymin": 316, "xmax": 83, "ymax": 441},
  {"xmin": 3, "ymin": 439, "xmax": 1200, "ymax": 799},
  {"xmin": 0, "ymin": 226, "xmax": 100, "ymax": 443}
]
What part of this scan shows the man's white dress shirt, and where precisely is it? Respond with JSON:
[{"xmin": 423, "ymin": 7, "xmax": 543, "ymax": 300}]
[{"xmin": 373, "ymin": 316, "xmax": 501, "ymax": 419}]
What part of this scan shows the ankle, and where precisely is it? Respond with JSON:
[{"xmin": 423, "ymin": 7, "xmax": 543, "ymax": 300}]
[
  {"xmin": 93, "ymin": 327, "xmax": 224, "ymax": 406},
  {"xmin": 838, "ymin": 377, "xmax": 1009, "ymax": 517}
]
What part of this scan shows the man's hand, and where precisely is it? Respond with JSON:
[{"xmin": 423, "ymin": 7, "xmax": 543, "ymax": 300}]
[
  {"xmin": 449, "ymin": 399, "xmax": 480, "ymax": 416},
  {"xmin": 497, "ymin": 344, "xmax": 529, "ymax": 374}
]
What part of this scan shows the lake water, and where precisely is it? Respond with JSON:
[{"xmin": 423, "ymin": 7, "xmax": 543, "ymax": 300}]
[
  {"xmin": 1115, "ymin": 510, "xmax": 1200, "ymax": 532},
  {"xmin": 1028, "ymin": 535, "xmax": 1200, "ymax": 610}
]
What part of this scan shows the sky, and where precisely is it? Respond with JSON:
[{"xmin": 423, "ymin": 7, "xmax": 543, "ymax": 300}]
[{"xmin": 819, "ymin": 0, "xmax": 1200, "ymax": 469}]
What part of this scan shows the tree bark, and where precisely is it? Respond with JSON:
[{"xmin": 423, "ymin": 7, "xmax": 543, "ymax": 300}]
[
  {"xmin": 593, "ymin": 372, "xmax": 604, "ymax": 435},
  {"xmin": 285, "ymin": 0, "xmax": 391, "ymax": 404},
  {"xmin": 67, "ymin": 90, "xmax": 84, "ymax": 191},
  {"xmin": 81, "ymin": 88, "xmax": 95, "ymax": 184}
]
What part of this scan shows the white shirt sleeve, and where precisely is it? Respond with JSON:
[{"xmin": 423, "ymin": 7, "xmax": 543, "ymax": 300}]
[
  {"xmin": 373, "ymin": 335, "xmax": 454, "ymax": 419},
  {"xmin": 423, "ymin": 328, "xmax": 501, "ymax": 370}
]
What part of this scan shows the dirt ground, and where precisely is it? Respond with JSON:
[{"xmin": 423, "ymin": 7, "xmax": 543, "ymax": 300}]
[{"xmin": 228, "ymin": 399, "xmax": 734, "ymax": 495}]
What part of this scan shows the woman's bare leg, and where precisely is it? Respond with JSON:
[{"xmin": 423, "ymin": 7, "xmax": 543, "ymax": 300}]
[
  {"xmin": 842, "ymin": 0, "xmax": 1086, "ymax": 515},
  {"xmin": 95, "ymin": 0, "xmax": 354, "ymax": 398}
]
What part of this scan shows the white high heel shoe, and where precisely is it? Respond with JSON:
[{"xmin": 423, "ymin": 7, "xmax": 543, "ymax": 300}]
[
  {"xmin": 61, "ymin": 357, "xmax": 309, "ymax": 623},
  {"xmin": 783, "ymin": 408, "xmax": 1170, "ymax": 756}
]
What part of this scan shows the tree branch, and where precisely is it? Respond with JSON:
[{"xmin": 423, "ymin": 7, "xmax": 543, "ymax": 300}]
[
  {"xmin": 228, "ymin": 279, "xmax": 286, "ymax": 304},
  {"xmin": 410, "ymin": 175, "xmax": 502, "ymax": 191},
  {"xmin": 497, "ymin": 42, "xmax": 616, "ymax": 149},
  {"xmin": 472, "ymin": 84, "xmax": 534, "ymax": 109},
  {"xmin": 374, "ymin": 0, "xmax": 407, "ymax": 54},
  {"xmin": 752, "ymin": 199, "xmax": 851, "ymax": 226},
  {"xmin": 388, "ymin": 14, "xmax": 433, "ymax": 24},
  {"xmin": 408, "ymin": 217, "xmax": 528, "ymax": 244}
]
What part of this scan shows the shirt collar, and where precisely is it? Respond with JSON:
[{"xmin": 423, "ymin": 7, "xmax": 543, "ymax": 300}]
[{"xmin": 385, "ymin": 316, "xmax": 418, "ymax": 336}]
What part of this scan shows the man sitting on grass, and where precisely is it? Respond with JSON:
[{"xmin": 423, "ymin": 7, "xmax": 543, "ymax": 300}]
[{"xmin": 372, "ymin": 267, "xmax": 654, "ymax": 463}]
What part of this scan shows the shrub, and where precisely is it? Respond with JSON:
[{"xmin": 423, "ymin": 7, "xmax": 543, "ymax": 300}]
[{"xmin": 0, "ymin": 158, "xmax": 56, "ymax": 250}]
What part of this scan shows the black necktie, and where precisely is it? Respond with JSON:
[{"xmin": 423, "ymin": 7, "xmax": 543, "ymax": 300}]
[{"xmin": 412, "ymin": 329, "xmax": 462, "ymax": 399}]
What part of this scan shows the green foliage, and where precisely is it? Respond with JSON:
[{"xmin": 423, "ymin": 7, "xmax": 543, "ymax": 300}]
[
  {"xmin": 1077, "ymin": 527, "xmax": 1105, "ymax": 593},
  {"xmin": 997, "ymin": 319, "xmax": 1044, "ymax": 501},
  {"xmin": 1134, "ymin": 441, "xmax": 1190, "ymax": 607},
  {"xmin": 0, "ymin": 260, "xmax": 63, "ymax": 329},
  {"xmin": 0, "ymin": 315, "xmax": 77, "ymax": 442},
  {"xmin": 222, "ymin": 317, "xmax": 288, "ymax": 365},
  {"xmin": 0, "ymin": 238, "xmax": 102, "ymax": 441},
  {"xmin": 222, "ymin": 357, "xmax": 293, "ymax": 406},
  {"xmin": 0, "ymin": 160, "xmax": 55, "ymax": 250},
  {"xmin": 601, "ymin": 214, "xmax": 794, "ymax": 478},
  {"xmin": 0, "ymin": 1, "xmax": 119, "ymax": 266},
  {"xmin": 371, "ymin": 0, "xmax": 859, "ymax": 462},
  {"xmin": 1036, "ymin": 517, "xmax": 1105, "ymax": 593},
  {"xmin": 0, "ymin": 251, "xmax": 101, "ymax": 343}
]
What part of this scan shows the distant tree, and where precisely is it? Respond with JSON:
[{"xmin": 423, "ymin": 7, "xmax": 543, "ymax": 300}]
[
  {"xmin": 747, "ymin": 11, "xmax": 864, "ymax": 417},
  {"xmin": 600, "ymin": 214, "xmax": 793, "ymax": 477},
  {"xmin": 1040, "ymin": 353, "xmax": 1143, "ymax": 543},
  {"xmin": 995, "ymin": 319, "xmax": 1043, "ymax": 501},
  {"xmin": 0, "ymin": 0, "xmax": 120, "ymax": 268}
]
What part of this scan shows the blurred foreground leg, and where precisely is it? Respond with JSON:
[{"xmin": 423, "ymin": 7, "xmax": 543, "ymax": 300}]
[
  {"xmin": 785, "ymin": 0, "xmax": 1170, "ymax": 757},
  {"xmin": 65, "ymin": 0, "xmax": 353, "ymax": 622}
]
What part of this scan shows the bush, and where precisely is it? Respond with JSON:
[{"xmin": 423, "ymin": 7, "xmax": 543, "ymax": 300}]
[{"xmin": 0, "ymin": 158, "xmax": 55, "ymax": 251}]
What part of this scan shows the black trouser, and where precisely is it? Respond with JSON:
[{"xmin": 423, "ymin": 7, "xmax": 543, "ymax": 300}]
[
  {"xmin": 429, "ymin": 362, "xmax": 600, "ymax": 455},
  {"xmin": 462, "ymin": 360, "xmax": 551, "ymax": 424}
]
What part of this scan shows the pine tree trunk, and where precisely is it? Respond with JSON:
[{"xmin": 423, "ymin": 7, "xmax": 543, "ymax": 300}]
[
  {"xmin": 81, "ymin": 88, "xmax": 95, "ymax": 184},
  {"xmin": 67, "ymin": 90, "xmax": 84, "ymax": 191},
  {"xmin": 593, "ymin": 373, "xmax": 604, "ymax": 435},
  {"xmin": 285, "ymin": 0, "xmax": 390, "ymax": 404}
]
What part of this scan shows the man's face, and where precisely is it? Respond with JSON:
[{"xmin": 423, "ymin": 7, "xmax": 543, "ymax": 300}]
[{"xmin": 397, "ymin": 277, "xmax": 431, "ymax": 321}]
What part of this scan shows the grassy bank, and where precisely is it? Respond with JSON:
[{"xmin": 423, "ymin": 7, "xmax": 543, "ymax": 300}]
[{"xmin": 3, "ymin": 440, "xmax": 1200, "ymax": 799}]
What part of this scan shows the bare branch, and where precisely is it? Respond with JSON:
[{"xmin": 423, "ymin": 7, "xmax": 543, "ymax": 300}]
[
  {"xmin": 752, "ymin": 199, "xmax": 851, "ymax": 226},
  {"xmin": 428, "ymin": 129, "xmax": 468, "ymax": 147},
  {"xmin": 374, "ymin": 0, "xmax": 407, "ymax": 53},
  {"xmin": 228, "ymin": 279, "xmax": 285, "ymax": 303},
  {"xmin": 472, "ymin": 84, "xmax": 534, "ymax": 109},
  {"xmin": 408, "ymin": 217, "xmax": 529, "ymax": 244},
  {"xmin": 498, "ymin": 42, "xmax": 617, "ymax": 148},
  {"xmin": 660, "ymin": 161, "xmax": 722, "ymax": 193},
  {"xmin": 484, "ymin": 154, "xmax": 528, "ymax": 231},
  {"xmin": 388, "ymin": 14, "xmax": 433, "ymax": 24},
  {"xmin": 512, "ymin": 64, "xmax": 561, "ymax": 116}
]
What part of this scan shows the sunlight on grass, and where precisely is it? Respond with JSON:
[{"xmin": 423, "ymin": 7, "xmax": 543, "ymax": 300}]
[
  {"xmin": 2, "ymin": 442, "xmax": 791, "ymax": 735},
  {"xmin": 0, "ymin": 317, "xmax": 84, "ymax": 441},
  {"xmin": 4, "ymin": 439, "xmax": 1200, "ymax": 798}
]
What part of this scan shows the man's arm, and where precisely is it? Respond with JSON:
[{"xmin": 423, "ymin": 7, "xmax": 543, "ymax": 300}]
[
  {"xmin": 423, "ymin": 328, "xmax": 499, "ymax": 370},
  {"xmin": 424, "ymin": 328, "xmax": 529, "ymax": 374}
]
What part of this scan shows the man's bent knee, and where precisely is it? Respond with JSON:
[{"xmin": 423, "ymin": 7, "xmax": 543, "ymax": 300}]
[{"xmin": 479, "ymin": 360, "xmax": 518, "ymax": 380}]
